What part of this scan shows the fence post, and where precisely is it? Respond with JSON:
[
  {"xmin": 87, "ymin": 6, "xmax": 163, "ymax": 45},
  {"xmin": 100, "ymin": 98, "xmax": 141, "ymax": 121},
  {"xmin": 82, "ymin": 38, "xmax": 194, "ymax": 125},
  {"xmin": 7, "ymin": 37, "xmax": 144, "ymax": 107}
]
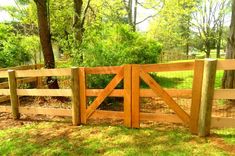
[
  {"xmin": 36, "ymin": 64, "xmax": 43, "ymax": 88},
  {"xmin": 190, "ymin": 60, "xmax": 204, "ymax": 134},
  {"xmin": 71, "ymin": 67, "xmax": 80, "ymax": 125},
  {"xmin": 131, "ymin": 64, "xmax": 140, "ymax": 128},
  {"xmin": 79, "ymin": 67, "xmax": 87, "ymax": 124},
  {"xmin": 8, "ymin": 70, "xmax": 20, "ymax": 119},
  {"xmin": 124, "ymin": 65, "xmax": 132, "ymax": 127},
  {"xmin": 198, "ymin": 59, "xmax": 217, "ymax": 137}
]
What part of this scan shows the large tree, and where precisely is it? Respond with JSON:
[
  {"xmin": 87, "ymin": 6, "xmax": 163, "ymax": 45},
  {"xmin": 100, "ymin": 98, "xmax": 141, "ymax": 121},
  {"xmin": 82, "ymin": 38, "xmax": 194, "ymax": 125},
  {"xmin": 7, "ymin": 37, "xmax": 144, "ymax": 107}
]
[
  {"xmin": 222, "ymin": 0, "xmax": 235, "ymax": 89},
  {"xmin": 34, "ymin": 0, "xmax": 59, "ymax": 89}
]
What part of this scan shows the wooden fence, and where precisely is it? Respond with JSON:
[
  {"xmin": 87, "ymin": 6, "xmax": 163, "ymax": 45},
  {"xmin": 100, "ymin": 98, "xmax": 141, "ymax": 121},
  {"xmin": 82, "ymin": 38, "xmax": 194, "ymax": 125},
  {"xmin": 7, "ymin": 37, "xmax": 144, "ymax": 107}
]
[
  {"xmin": 0, "ymin": 64, "xmax": 43, "ymax": 103},
  {"xmin": 0, "ymin": 60, "xmax": 234, "ymax": 136}
]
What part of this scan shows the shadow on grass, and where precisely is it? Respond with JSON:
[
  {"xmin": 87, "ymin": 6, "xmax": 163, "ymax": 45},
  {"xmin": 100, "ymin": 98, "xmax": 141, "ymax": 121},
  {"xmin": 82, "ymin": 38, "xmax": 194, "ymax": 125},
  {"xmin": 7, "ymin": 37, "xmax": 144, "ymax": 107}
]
[{"xmin": 0, "ymin": 122, "xmax": 229, "ymax": 155}]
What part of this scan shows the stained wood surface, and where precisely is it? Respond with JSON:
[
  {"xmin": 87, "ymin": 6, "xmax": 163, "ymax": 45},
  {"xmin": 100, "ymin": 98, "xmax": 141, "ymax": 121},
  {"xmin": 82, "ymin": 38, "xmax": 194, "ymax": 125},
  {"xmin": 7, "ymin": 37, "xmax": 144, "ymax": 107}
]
[
  {"xmin": 79, "ymin": 68, "xmax": 87, "ymax": 124},
  {"xmin": 86, "ymin": 89, "xmax": 124, "ymax": 97},
  {"xmin": 124, "ymin": 65, "xmax": 132, "ymax": 127},
  {"xmin": 141, "ymin": 62, "xmax": 194, "ymax": 72},
  {"xmin": 86, "ymin": 68, "xmax": 124, "ymax": 118},
  {"xmin": 140, "ymin": 89, "xmax": 192, "ymax": 98},
  {"xmin": 190, "ymin": 60, "xmax": 204, "ymax": 134},
  {"xmin": 131, "ymin": 65, "xmax": 140, "ymax": 128},
  {"xmin": 85, "ymin": 66, "xmax": 123, "ymax": 74},
  {"xmin": 17, "ymin": 89, "xmax": 72, "ymax": 96}
]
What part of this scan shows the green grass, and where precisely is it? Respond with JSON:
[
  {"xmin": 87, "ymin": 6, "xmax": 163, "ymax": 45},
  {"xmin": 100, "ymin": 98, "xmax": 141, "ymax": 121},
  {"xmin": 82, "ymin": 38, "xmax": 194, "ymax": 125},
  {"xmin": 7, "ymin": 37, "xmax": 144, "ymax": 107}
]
[
  {"xmin": 213, "ymin": 128, "xmax": 235, "ymax": 145},
  {"xmin": 0, "ymin": 122, "xmax": 232, "ymax": 156},
  {"xmin": 152, "ymin": 70, "xmax": 223, "ymax": 89}
]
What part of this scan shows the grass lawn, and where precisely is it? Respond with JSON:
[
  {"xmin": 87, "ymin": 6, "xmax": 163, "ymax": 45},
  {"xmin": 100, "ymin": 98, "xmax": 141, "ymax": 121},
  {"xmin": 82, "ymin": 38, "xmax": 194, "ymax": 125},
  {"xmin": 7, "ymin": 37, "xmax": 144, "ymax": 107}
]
[
  {"xmin": 0, "ymin": 121, "xmax": 234, "ymax": 156},
  {"xmin": 154, "ymin": 70, "xmax": 224, "ymax": 89}
]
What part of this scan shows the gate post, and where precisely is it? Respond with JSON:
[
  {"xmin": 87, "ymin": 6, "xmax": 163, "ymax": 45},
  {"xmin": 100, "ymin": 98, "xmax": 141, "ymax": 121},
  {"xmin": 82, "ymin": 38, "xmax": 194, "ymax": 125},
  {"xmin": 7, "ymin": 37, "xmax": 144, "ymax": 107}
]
[
  {"xmin": 190, "ymin": 60, "xmax": 204, "ymax": 134},
  {"xmin": 124, "ymin": 65, "xmax": 132, "ymax": 127},
  {"xmin": 8, "ymin": 70, "xmax": 20, "ymax": 119},
  {"xmin": 71, "ymin": 67, "xmax": 80, "ymax": 125},
  {"xmin": 131, "ymin": 64, "xmax": 140, "ymax": 128},
  {"xmin": 198, "ymin": 59, "xmax": 217, "ymax": 137}
]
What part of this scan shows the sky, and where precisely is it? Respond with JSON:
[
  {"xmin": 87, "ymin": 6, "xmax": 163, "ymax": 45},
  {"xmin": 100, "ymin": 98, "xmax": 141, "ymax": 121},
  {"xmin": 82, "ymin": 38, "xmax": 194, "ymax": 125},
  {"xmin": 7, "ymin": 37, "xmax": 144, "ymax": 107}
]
[
  {"xmin": 0, "ymin": 0, "xmax": 16, "ymax": 21},
  {"xmin": 0, "ymin": 0, "xmax": 153, "ymax": 31}
]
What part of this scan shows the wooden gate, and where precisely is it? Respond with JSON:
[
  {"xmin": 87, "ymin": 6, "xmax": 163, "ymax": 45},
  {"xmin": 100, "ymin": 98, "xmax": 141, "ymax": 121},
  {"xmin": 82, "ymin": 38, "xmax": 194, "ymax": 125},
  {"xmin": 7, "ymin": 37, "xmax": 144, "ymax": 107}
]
[
  {"xmin": 78, "ymin": 65, "xmax": 132, "ymax": 127},
  {"xmin": 131, "ymin": 62, "xmax": 200, "ymax": 128}
]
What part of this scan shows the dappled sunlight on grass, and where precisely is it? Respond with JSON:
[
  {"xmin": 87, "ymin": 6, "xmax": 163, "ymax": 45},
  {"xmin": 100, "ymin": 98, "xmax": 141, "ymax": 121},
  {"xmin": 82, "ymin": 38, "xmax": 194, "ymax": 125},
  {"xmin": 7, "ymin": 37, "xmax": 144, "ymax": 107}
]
[{"xmin": 0, "ymin": 122, "xmax": 231, "ymax": 155}]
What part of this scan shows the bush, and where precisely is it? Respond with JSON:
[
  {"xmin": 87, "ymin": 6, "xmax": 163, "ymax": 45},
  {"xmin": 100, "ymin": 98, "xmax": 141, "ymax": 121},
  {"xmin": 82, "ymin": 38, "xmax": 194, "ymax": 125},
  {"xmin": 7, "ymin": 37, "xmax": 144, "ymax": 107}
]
[{"xmin": 73, "ymin": 23, "xmax": 162, "ymax": 88}]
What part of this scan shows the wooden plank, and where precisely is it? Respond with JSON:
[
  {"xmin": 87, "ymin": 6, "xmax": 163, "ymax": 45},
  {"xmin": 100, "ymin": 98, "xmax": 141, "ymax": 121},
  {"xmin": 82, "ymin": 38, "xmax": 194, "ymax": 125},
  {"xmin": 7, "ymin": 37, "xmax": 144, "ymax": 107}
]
[
  {"xmin": 0, "ymin": 96, "xmax": 10, "ymax": 103},
  {"xmin": 140, "ymin": 112, "xmax": 183, "ymax": 123},
  {"xmin": 17, "ymin": 89, "xmax": 72, "ymax": 97},
  {"xmin": 140, "ymin": 89, "xmax": 192, "ymax": 98},
  {"xmin": 85, "ymin": 66, "xmax": 123, "ymax": 74},
  {"xmin": 211, "ymin": 117, "xmax": 235, "ymax": 128},
  {"xmin": 190, "ymin": 60, "xmax": 204, "ymax": 134},
  {"xmin": 140, "ymin": 69, "xmax": 190, "ymax": 124},
  {"xmin": 0, "ymin": 89, "xmax": 10, "ymax": 95},
  {"xmin": 0, "ymin": 106, "xmax": 11, "ymax": 112},
  {"xmin": 19, "ymin": 107, "xmax": 71, "ymax": 116},
  {"xmin": 8, "ymin": 70, "xmax": 20, "ymax": 119},
  {"xmin": 86, "ymin": 89, "xmax": 124, "ymax": 97},
  {"xmin": 217, "ymin": 59, "xmax": 235, "ymax": 70},
  {"xmin": 15, "ymin": 68, "xmax": 71, "ymax": 77},
  {"xmin": 141, "ymin": 62, "xmax": 194, "ymax": 72},
  {"xmin": 124, "ymin": 65, "xmax": 132, "ymax": 127},
  {"xmin": 0, "ymin": 78, "xmax": 37, "ymax": 89},
  {"xmin": 71, "ymin": 67, "xmax": 80, "ymax": 125},
  {"xmin": 199, "ymin": 59, "xmax": 217, "ymax": 137},
  {"xmin": 79, "ymin": 68, "xmax": 87, "ymax": 124},
  {"xmin": 0, "ymin": 64, "xmax": 41, "ymax": 71},
  {"xmin": 0, "ymin": 71, "xmax": 8, "ymax": 78},
  {"xmin": 90, "ymin": 110, "xmax": 124, "ymax": 119},
  {"xmin": 131, "ymin": 65, "xmax": 140, "ymax": 128},
  {"xmin": 214, "ymin": 89, "xmax": 235, "ymax": 99},
  {"xmin": 86, "ymin": 68, "xmax": 124, "ymax": 118}
]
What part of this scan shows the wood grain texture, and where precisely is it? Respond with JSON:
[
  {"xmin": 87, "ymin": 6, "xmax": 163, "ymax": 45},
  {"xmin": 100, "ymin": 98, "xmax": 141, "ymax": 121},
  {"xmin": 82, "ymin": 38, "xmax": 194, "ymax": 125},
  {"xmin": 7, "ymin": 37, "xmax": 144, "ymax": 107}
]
[
  {"xmin": 214, "ymin": 89, "xmax": 235, "ymax": 99},
  {"xmin": 79, "ymin": 68, "xmax": 87, "ymax": 124},
  {"xmin": 90, "ymin": 110, "xmax": 124, "ymax": 119},
  {"xmin": 8, "ymin": 70, "xmax": 20, "ymax": 119},
  {"xmin": 140, "ymin": 89, "xmax": 192, "ymax": 98},
  {"xmin": 217, "ymin": 59, "xmax": 235, "ymax": 70},
  {"xmin": 85, "ymin": 66, "xmax": 123, "ymax": 74},
  {"xmin": 141, "ymin": 62, "xmax": 194, "ymax": 72},
  {"xmin": 86, "ymin": 89, "xmax": 124, "ymax": 97},
  {"xmin": 190, "ymin": 60, "xmax": 204, "ymax": 134},
  {"xmin": 17, "ymin": 89, "xmax": 72, "ymax": 96},
  {"xmin": 211, "ymin": 117, "xmax": 235, "ymax": 128},
  {"xmin": 19, "ymin": 107, "xmax": 71, "ymax": 116},
  {"xmin": 71, "ymin": 67, "xmax": 80, "ymax": 125},
  {"xmin": 15, "ymin": 68, "xmax": 71, "ymax": 77},
  {"xmin": 198, "ymin": 59, "xmax": 217, "ymax": 137},
  {"xmin": 131, "ymin": 65, "xmax": 140, "ymax": 128},
  {"xmin": 124, "ymin": 65, "xmax": 132, "ymax": 127}
]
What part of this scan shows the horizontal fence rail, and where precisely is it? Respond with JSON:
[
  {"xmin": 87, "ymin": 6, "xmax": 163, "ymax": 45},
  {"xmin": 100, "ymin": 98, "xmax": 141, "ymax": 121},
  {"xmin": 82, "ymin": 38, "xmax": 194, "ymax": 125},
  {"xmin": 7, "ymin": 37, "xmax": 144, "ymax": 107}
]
[{"xmin": 0, "ymin": 61, "xmax": 234, "ymax": 137}]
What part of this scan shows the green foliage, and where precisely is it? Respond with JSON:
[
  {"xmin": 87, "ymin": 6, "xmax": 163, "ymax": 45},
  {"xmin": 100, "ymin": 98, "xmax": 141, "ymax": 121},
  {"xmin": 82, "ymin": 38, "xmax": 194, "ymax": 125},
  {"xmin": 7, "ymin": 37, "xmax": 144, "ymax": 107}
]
[
  {"xmin": 77, "ymin": 23, "xmax": 162, "ymax": 66},
  {"xmin": 0, "ymin": 23, "xmax": 34, "ymax": 67},
  {"xmin": 74, "ymin": 23, "xmax": 162, "ymax": 88}
]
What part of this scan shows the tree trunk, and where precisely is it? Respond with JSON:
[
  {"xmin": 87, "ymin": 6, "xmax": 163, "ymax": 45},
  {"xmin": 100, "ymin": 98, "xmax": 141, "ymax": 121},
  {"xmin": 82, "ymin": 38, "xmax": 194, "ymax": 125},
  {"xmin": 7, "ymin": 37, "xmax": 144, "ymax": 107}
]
[
  {"xmin": 222, "ymin": 0, "xmax": 235, "ymax": 89},
  {"xmin": 73, "ymin": 0, "xmax": 84, "ymax": 62},
  {"xmin": 34, "ymin": 0, "xmax": 59, "ymax": 89},
  {"xmin": 205, "ymin": 42, "xmax": 211, "ymax": 58},
  {"xmin": 216, "ymin": 38, "xmax": 221, "ymax": 58}
]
